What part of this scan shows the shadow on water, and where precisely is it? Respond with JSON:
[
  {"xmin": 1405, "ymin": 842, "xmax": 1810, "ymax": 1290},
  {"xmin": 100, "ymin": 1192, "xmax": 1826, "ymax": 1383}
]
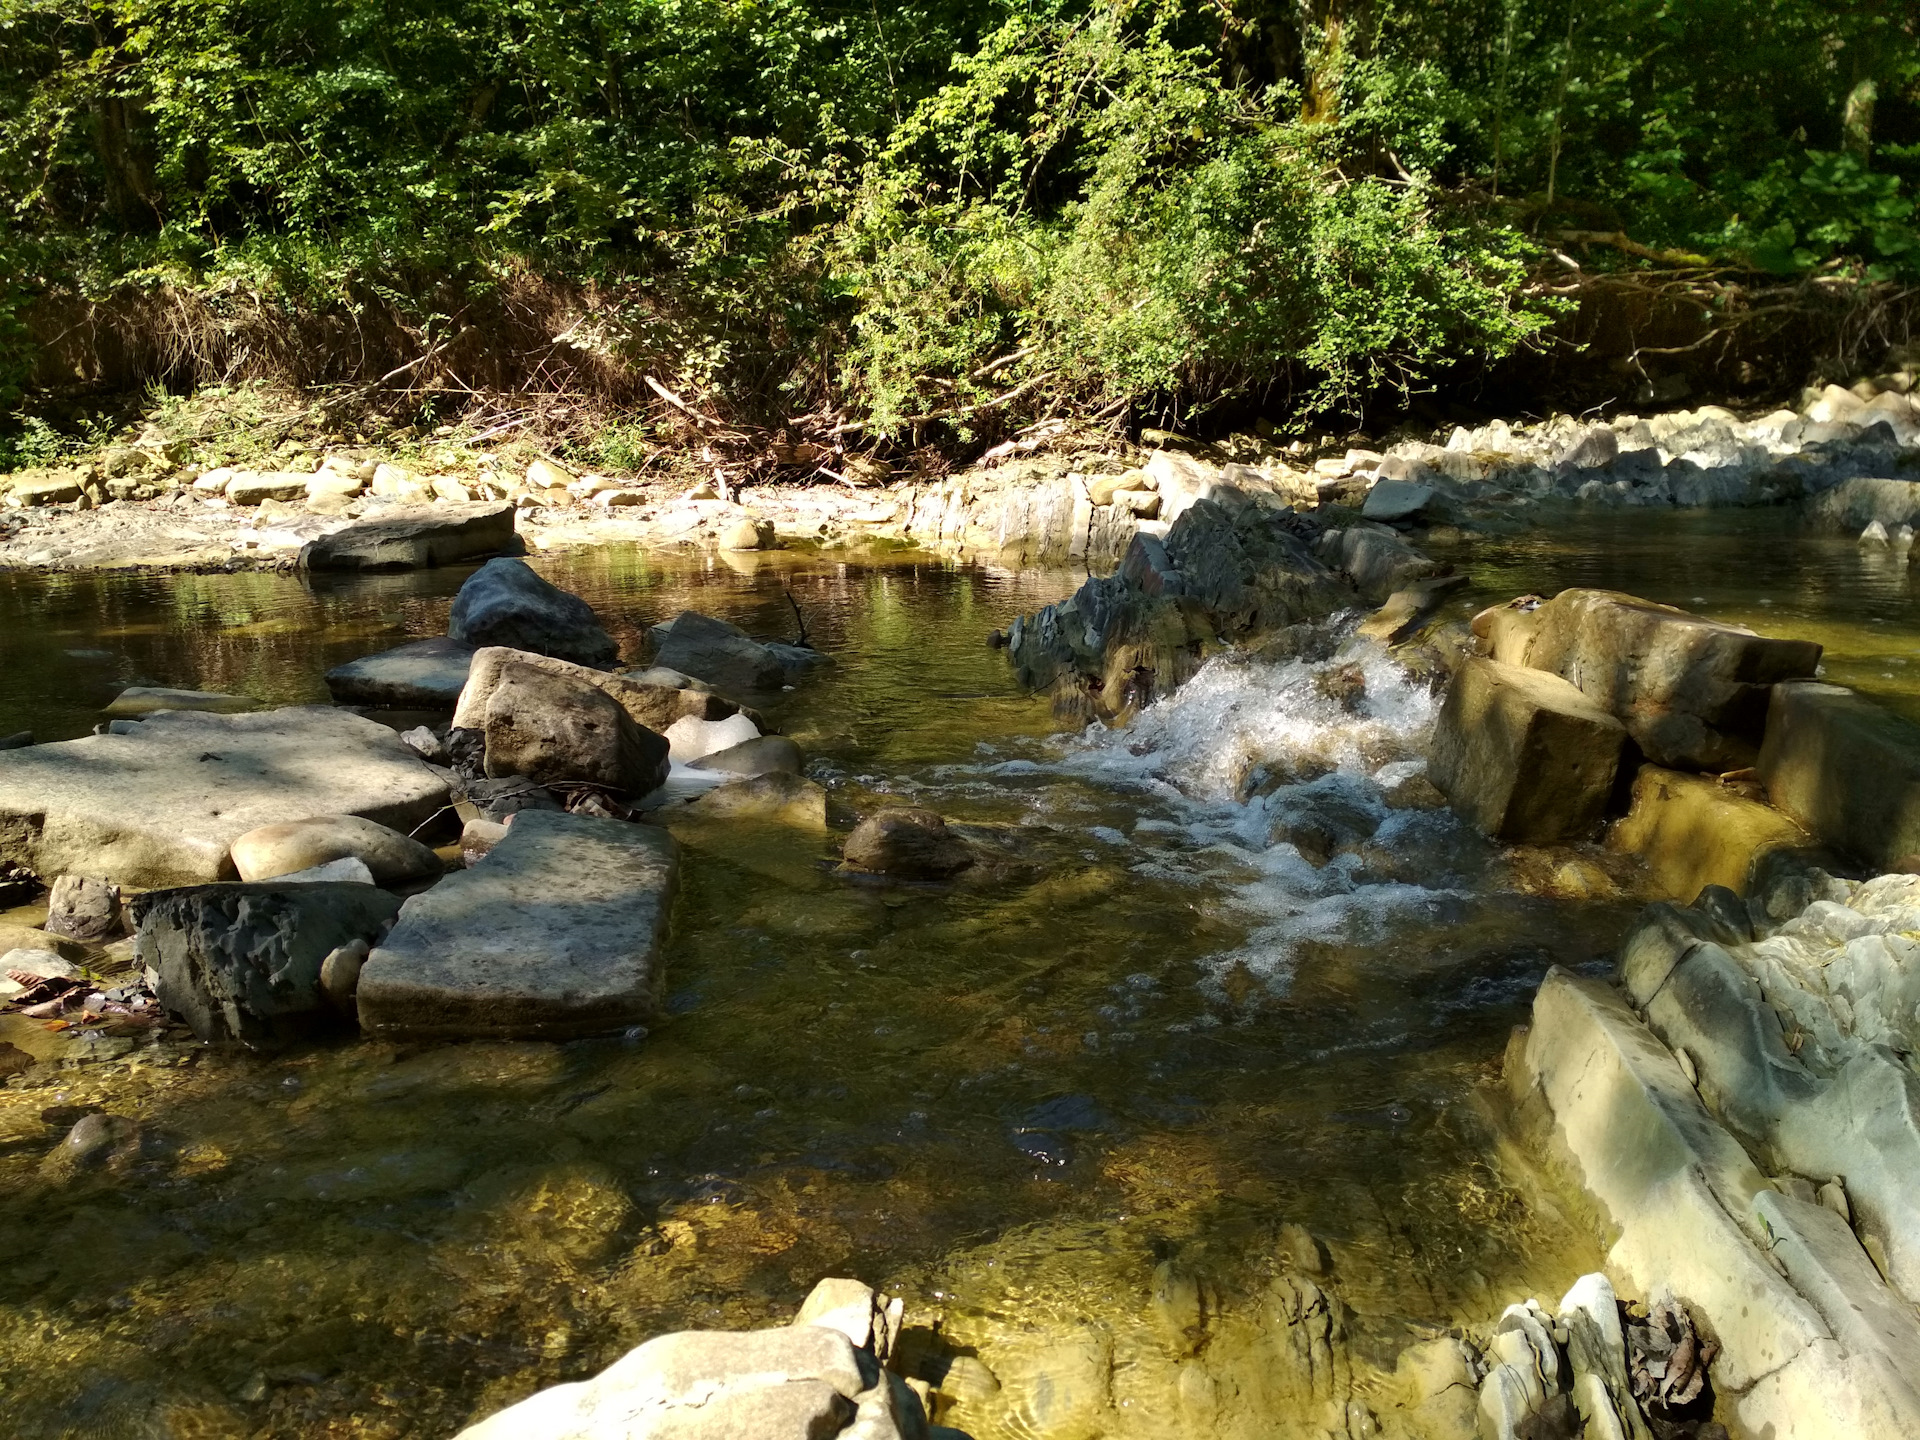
[{"xmin": 0, "ymin": 513, "xmax": 1901, "ymax": 1437}]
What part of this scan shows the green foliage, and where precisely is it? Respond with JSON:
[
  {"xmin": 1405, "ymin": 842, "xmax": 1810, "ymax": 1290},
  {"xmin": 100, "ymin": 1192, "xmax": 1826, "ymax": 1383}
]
[
  {"xmin": 0, "ymin": 0, "xmax": 1915, "ymax": 435},
  {"xmin": 833, "ymin": 3, "xmax": 1554, "ymax": 430}
]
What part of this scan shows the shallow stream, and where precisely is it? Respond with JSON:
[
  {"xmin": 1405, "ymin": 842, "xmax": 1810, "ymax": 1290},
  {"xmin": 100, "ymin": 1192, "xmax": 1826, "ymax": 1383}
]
[{"xmin": 0, "ymin": 507, "xmax": 1912, "ymax": 1438}]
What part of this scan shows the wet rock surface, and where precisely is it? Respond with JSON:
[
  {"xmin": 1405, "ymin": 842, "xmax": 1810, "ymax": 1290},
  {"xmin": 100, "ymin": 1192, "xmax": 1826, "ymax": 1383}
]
[
  {"xmin": 842, "ymin": 809, "xmax": 975, "ymax": 879},
  {"xmin": 1006, "ymin": 491, "xmax": 1349, "ymax": 717}
]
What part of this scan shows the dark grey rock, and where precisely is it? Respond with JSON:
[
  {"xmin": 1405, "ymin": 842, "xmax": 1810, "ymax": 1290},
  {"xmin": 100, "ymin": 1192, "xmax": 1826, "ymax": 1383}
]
[
  {"xmin": 324, "ymin": 637, "xmax": 476, "ymax": 708},
  {"xmin": 135, "ymin": 882, "xmax": 403, "ymax": 1043},
  {"xmin": 842, "ymin": 809, "xmax": 974, "ymax": 879},
  {"xmin": 689, "ymin": 735, "xmax": 803, "ymax": 777},
  {"xmin": 651, "ymin": 611, "xmax": 787, "ymax": 695},
  {"xmin": 300, "ymin": 502, "xmax": 517, "ymax": 571},
  {"xmin": 449, "ymin": 558, "xmax": 618, "ymax": 667}
]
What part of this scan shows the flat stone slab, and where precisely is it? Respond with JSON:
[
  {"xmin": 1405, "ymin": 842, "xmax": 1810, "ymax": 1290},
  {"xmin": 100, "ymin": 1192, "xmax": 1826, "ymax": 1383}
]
[
  {"xmin": 103, "ymin": 686, "xmax": 255, "ymax": 718},
  {"xmin": 1360, "ymin": 478, "xmax": 1435, "ymax": 522},
  {"xmin": 357, "ymin": 810, "xmax": 678, "ymax": 1040},
  {"xmin": 325, "ymin": 637, "xmax": 476, "ymax": 707},
  {"xmin": 299, "ymin": 502, "xmax": 516, "ymax": 571},
  {"xmin": 0, "ymin": 707, "xmax": 451, "ymax": 888}
]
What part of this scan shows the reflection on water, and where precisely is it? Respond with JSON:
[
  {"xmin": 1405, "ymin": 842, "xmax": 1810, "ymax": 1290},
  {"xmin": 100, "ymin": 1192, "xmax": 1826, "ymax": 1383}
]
[{"xmin": 0, "ymin": 512, "xmax": 1892, "ymax": 1437}]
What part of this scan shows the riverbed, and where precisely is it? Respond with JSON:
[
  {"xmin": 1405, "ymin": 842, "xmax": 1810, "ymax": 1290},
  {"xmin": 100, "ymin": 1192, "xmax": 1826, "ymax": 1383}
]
[{"xmin": 0, "ymin": 507, "xmax": 1911, "ymax": 1438}]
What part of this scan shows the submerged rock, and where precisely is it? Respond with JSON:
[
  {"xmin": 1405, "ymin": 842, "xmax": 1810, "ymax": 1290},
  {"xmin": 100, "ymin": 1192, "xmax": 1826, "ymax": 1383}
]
[
  {"xmin": 449, "ymin": 557, "xmax": 618, "ymax": 667},
  {"xmin": 356, "ymin": 810, "xmax": 678, "ymax": 1040},
  {"xmin": 650, "ymin": 610, "xmax": 788, "ymax": 695},
  {"xmin": 323, "ymin": 637, "xmax": 476, "ymax": 708},
  {"xmin": 1606, "ymin": 764, "xmax": 1813, "ymax": 900},
  {"xmin": 103, "ymin": 687, "xmax": 253, "ymax": 719},
  {"xmin": 135, "ymin": 881, "xmax": 403, "ymax": 1043},
  {"xmin": 0, "ymin": 707, "xmax": 451, "ymax": 888},
  {"xmin": 684, "ymin": 773, "xmax": 828, "ymax": 830},
  {"xmin": 299, "ymin": 501, "xmax": 517, "ymax": 571},
  {"xmin": 842, "ymin": 808, "xmax": 974, "ymax": 879}
]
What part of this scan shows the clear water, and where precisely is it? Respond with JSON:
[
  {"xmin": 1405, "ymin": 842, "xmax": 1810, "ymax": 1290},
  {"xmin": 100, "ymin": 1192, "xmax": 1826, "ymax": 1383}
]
[{"xmin": 0, "ymin": 509, "xmax": 1898, "ymax": 1438}]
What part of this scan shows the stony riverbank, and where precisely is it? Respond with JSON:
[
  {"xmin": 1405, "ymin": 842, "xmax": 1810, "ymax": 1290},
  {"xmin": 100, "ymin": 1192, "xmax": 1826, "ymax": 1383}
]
[{"xmin": 4, "ymin": 365, "xmax": 1920, "ymax": 574}]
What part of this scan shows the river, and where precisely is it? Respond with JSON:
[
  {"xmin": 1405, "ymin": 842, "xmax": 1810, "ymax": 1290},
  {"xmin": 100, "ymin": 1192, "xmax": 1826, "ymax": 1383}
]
[{"xmin": 0, "ymin": 507, "xmax": 1910, "ymax": 1438}]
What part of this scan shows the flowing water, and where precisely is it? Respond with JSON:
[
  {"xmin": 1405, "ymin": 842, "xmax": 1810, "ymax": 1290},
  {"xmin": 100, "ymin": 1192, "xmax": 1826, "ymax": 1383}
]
[{"xmin": 0, "ymin": 507, "xmax": 1912, "ymax": 1439}]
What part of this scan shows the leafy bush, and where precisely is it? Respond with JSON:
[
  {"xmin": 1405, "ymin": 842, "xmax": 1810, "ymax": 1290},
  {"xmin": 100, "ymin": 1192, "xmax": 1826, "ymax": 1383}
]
[{"xmin": 0, "ymin": 0, "xmax": 1914, "ymax": 436}]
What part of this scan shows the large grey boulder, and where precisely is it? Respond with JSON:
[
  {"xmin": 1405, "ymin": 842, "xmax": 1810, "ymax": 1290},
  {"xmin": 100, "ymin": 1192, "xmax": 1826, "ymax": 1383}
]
[
  {"xmin": 134, "ymin": 882, "xmax": 403, "ymax": 1042},
  {"xmin": 1514, "ymin": 967, "xmax": 1920, "ymax": 1440},
  {"xmin": 454, "ymin": 646, "xmax": 737, "ymax": 742},
  {"xmin": 299, "ymin": 502, "xmax": 517, "ymax": 571},
  {"xmin": 1429, "ymin": 658, "xmax": 1628, "ymax": 843},
  {"xmin": 324, "ymin": 637, "xmax": 476, "ymax": 708},
  {"xmin": 449, "ymin": 558, "xmax": 618, "ymax": 667},
  {"xmin": 1620, "ymin": 874, "xmax": 1920, "ymax": 1307},
  {"xmin": 1758, "ymin": 681, "xmax": 1920, "ymax": 870},
  {"xmin": 461, "ymin": 652, "xmax": 670, "ymax": 795},
  {"xmin": 356, "ymin": 810, "xmax": 678, "ymax": 1040},
  {"xmin": 230, "ymin": 815, "xmax": 443, "ymax": 885},
  {"xmin": 0, "ymin": 707, "xmax": 450, "ymax": 888},
  {"xmin": 650, "ymin": 611, "xmax": 787, "ymax": 695},
  {"xmin": 1360, "ymin": 478, "xmax": 1436, "ymax": 523},
  {"xmin": 1520, "ymin": 589, "xmax": 1822, "ymax": 770},
  {"xmin": 457, "ymin": 1278, "xmax": 925, "ymax": 1440},
  {"xmin": 1006, "ymin": 494, "xmax": 1349, "ymax": 715},
  {"xmin": 1316, "ymin": 524, "xmax": 1441, "ymax": 603}
]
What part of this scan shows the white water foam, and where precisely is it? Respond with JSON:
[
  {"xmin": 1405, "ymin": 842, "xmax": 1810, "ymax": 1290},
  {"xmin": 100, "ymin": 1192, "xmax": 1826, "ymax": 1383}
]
[{"xmin": 958, "ymin": 623, "xmax": 1490, "ymax": 1002}]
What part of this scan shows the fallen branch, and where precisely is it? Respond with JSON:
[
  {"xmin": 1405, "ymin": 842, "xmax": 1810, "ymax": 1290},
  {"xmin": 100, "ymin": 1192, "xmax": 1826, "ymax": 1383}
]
[
  {"xmin": 644, "ymin": 375, "xmax": 719, "ymax": 428},
  {"xmin": 1555, "ymin": 230, "xmax": 1714, "ymax": 268}
]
